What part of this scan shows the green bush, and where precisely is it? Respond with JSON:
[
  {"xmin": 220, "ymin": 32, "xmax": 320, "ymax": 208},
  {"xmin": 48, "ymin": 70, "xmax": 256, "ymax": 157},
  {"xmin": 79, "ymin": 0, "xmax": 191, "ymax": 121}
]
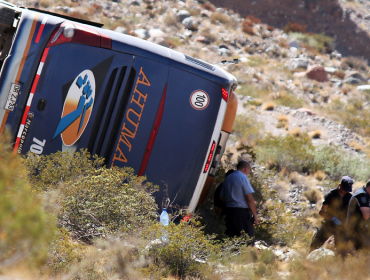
[
  {"xmin": 255, "ymin": 134, "xmax": 318, "ymax": 174},
  {"xmin": 60, "ymin": 167, "xmax": 158, "ymax": 243},
  {"xmin": 24, "ymin": 150, "xmax": 158, "ymax": 243},
  {"xmin": 0, "ymin": 133, "xmax": 55, "ymax": 268},
  {"xmin": 311, "ymin": 145, "xmax": 370, "ymax": 181},
  {"xmin": 232, "ymin": 113, "xmax": 265, "ymax": 145},
  {"xmin": 142, "ymin": 221, "xmax": 216, "ymax": 279},
  {"xmin": 288, "ymin": 32, "xmax": 334, "ymax": 53},
  {"xmin": 24, "ymin": 149, "xmax": 105, "ymax": 192}
]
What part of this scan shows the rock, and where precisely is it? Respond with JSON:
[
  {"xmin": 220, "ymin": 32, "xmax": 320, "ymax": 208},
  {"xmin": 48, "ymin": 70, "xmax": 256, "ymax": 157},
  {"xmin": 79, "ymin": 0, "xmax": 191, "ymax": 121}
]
[
  {"xmin": 324, "ymin": 67, "xmax": 337, "ymax": 73},
  {"xmin": 176, "ymin": 10, "xmax": 191, "ymax": 22},
  {"xmin": 127, "ymin": 0, "xmax": 142, "ymax": 5},
  {"xmin": 306, "ymin": 65, "xmax": 329, "ymax": 82},
  {"xmin": 344, "ymin": 71, "xmax": 366, "ymax": 82},
  {"xmin": 218, "ymin": 47, "xmax": 231, "ymax": 56},
  {"xmin": 288, "ymin": 40, "xmax": 300, "ymax": 49},
  {"xmin": 114, "ymin": 26, "xmax": 128, "ymax": 34},
  {"xmin": 182, "ymin": 17, "xmax": 198, "ymax": 30},
  {"xmin": 134, "ymin": 28, "xmax": 150, "ymax": 39},
  {"xmin": 148, "ymin": 31, "xmax": 170, "ymax": 48},
  {"xmin": 306, "ymin": 248, "xmax": 335, "ymax": 262},
  {"xmin": 296, "ymin": 108, "xmax": 316, "ymax": 115},
  {"xmin": 344, "ymin": 77, "xmax": 362, "ymax": 84},
  {"xmin": 196, "ymin": 36, "xmax": 210, "ymax": 44},
  {"xmin": 288, "ymin": 57, "xmax": 309, "ymax": 70},
  {"xmin": 357, "ymin": 85, "xmax": 370, "ymax": 91}
]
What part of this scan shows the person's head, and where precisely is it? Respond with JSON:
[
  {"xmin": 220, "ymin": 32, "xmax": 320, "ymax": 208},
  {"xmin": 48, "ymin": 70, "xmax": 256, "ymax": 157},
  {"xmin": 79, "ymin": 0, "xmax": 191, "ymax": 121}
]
[
  {"xmin": 237, "ymin": 160, "xmax": 251, "ymax": 176},
  {"xmin": 365, "ymin": 180, "xmax": 370, "ymax": 189},
  {"xmin": 338, "ymin": 175, "xmax": 353, "ymax": 194},
  {"xmin": 225, "ymin": 169, "xmax": 234, "ymax": 177}
]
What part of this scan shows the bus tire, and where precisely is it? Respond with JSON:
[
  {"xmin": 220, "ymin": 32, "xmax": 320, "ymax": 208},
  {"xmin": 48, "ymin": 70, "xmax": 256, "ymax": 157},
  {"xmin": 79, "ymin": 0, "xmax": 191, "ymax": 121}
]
[{"xmin": 0, "ymin": 6, "xmax": 15, "ymax": 28}]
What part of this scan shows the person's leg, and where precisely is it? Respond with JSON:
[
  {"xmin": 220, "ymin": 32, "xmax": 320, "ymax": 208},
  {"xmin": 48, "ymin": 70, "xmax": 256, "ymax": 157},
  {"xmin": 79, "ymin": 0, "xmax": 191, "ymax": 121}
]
[{"xmin": 309, "ymin": 221, "xmax": 333, "ymax": 252}]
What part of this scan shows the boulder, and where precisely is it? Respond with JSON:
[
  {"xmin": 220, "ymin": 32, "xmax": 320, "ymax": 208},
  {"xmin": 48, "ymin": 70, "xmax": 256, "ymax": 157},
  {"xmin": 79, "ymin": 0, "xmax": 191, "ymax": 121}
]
[
  {"xmin": 176, "ymin": 10, "xmax": 191, "ymax": 22},
  {"xmin": 288, "ymin": 57, "xmax": 309, "ymax": 70},
  {"xmin": 114, "ymin": 26, "xmax": 128, "ymax": 34},
  {"xmin": 306, "ymin": 65, "xmax": 329, "ymax": 82},
  {"xmin": 134, "ymin": 28, "xmax": 150, "ymax": 39},
  {"xmin": 344, "ymin": 71, "xmax": 366, "ymax": 82},
  {"xmin": 357, "ymin": 85, "xmax": 370, "ymax": 91},
  {"xmin": 182, "ymin": 17, "xmax": 198, "ymax": 31},
  {"xmin": 344, "ymin": 77, "xmax": 362, "ymax": 84},
  {"xmin": 306, "ymin": 248, "xmax": 335, "ymax": 262}
]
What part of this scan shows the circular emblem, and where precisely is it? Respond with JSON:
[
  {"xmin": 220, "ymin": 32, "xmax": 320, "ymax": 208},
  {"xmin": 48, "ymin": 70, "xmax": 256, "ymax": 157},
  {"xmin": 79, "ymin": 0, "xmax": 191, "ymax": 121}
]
[
  {"xmin": 53, "ymin": 70, "xmax": 96, "ymax": 146},
  {"xmin": 190, "ymin": 90, "xmax": 209, "ymax": 110}
]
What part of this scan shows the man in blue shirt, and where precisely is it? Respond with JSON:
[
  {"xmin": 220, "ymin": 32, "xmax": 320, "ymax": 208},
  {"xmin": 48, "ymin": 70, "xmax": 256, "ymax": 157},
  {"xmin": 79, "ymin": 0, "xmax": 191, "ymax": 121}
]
[{"xmin": 220, "ymin": 160, "xmax": 259, "ymax": 239}]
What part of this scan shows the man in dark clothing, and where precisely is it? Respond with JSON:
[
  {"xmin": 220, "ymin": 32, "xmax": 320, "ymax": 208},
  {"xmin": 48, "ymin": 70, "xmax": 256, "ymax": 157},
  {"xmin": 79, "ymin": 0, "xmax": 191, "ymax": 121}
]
[
  {"xmin": 310, "ymin": 176, "xmax": 353, "ymax": 255},
  {"xmin": 220, "ymin": 160, "xmax": 258, "ymax": 240},
  {"xmin": 214, "ymin": 169, "xmax": 234, "ymax": 218},
  {"xmin": 347, "ymin": 180, "xmax": 370, "ymax": 251}
]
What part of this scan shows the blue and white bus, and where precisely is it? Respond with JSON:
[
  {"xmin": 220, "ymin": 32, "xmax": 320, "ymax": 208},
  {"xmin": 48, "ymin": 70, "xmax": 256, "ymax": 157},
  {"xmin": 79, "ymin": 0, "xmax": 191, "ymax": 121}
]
[{"xmin": 0, "ymin": 0, "xmax": 238, "ymax": 211}]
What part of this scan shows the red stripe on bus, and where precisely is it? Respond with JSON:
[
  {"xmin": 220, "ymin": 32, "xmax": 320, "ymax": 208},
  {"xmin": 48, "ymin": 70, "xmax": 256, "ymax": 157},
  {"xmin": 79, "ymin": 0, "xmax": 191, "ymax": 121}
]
[
  {"xmin": 13, "ymin": 47, "xmax": 50, "ymax": 153},
  {"xmin": 35, "ymin": 22, "xmax": 45, "ymax": 43},
  {"xmin": 138, "ymin": 84, "xmax": 167, "ymax": 176}
]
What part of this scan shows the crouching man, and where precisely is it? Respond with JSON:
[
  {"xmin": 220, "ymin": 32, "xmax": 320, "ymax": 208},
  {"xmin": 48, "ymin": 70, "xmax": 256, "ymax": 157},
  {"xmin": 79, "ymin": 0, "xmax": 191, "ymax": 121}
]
[{"xmin": 310, "ymin": 176, "xmax": 353, "ymax": 256}]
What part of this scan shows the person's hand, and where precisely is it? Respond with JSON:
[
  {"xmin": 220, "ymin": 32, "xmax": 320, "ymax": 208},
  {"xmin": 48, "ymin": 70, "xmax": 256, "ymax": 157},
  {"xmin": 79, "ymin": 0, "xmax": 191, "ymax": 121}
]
[
  {"xmin": 331, "ymin": 216, "xmax": 342, "ymax": 225},
  {"xmin": 254, "ymin": 216, "xmax": 259, "ymax": 225}
]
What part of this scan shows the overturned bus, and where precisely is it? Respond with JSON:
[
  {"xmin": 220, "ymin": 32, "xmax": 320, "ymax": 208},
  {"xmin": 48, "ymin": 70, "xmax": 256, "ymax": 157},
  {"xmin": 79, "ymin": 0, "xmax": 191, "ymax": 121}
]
[{"xmin": 0, "ymin": 0, "xmax": 238, "ymax": 212}]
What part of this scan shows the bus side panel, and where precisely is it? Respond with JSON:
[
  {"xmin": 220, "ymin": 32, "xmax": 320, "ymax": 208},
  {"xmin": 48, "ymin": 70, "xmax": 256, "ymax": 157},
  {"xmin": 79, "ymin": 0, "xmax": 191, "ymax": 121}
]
[
  {"xmin": 142, "ymin": 66, "xmax": 223, "ymax": 207},
  {"xmin": 18, "ymin": 44, "xmax": 133, "ymax": 155},
  {"xmin": 108, "ymin": 57, "xmax": 170, "ymax": 173}
]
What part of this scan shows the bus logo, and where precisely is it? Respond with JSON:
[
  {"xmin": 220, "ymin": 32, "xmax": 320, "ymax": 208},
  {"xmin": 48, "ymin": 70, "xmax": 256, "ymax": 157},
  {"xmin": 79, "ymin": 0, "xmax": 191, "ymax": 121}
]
[
  {"xmin": 190, "ymin": 90, "xmax": 209, "ymax": 110},
  {"xmin": 52, "ymin": 70, "xmax": 96, "ymax": 146}
]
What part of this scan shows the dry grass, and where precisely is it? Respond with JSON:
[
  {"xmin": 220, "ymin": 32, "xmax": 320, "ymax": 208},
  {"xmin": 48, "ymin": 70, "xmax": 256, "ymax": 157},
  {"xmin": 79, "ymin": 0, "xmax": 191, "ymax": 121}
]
[
  {"xmin": 283, "ymin": 22, "xmax": 307, "ymax": 33},
  {"xmin": 261, "ymin": 101, "xmax": 276, "ymax": 111},
  {"xmin": 272, "ymin": 181, "xmax": 289, "ymax": 202},
  {"xmin": 313, "ymin": 170, "xmax": 326, "ymax": 181},
  {"xmin": 289, "ymin": 127, "xmax": 302, "ymax": 137},
  {"xmin": 289, "ymin": 171, "xmax": 301, "ymax": 184},
  {"xmin": 309, "ymin": 129, "xmax": 322, "ymax": 139},
  {"xmin": 201, "ymin": 2, "xmax": 216, "ymax": 12},
  {"xmin": 349, "ymin": 140, "xmax": 364, "ymax": 152},
  {"xmin": 210, "ymin": 11, "xmax": 231, "ymax": 24},
  {"xmin": 276, "ymin": 115, "xmax": 290, "ymax": 129},
  {"xmin": 303, "ymin": 186, "xmax": 322, "ymax": 204}
]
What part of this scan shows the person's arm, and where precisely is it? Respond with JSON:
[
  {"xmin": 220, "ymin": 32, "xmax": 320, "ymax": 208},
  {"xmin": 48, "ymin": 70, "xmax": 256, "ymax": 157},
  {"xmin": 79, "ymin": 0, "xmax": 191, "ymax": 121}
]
[
  {"xmin": 319, "ymin": 204, "xmax": 332, "ymax": 221},
  {"xmin": 246, "ymin": 193, "xmax": 259, "ymax": 225},
  {"xmin": 360, "ymin": 207, "xmax": 370, "ymax": 220}
]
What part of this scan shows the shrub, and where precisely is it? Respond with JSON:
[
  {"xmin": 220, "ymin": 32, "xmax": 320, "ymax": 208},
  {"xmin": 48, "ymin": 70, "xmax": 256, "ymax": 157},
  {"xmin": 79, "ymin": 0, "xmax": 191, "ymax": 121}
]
[
  {"xmin": 272, "ymin": 91, "xmax": 304, "ymax": 109},
  {"xmin": 284, "ymin": 22, "xmax": 307, "ymax": 33},
  {"xmin": 340, "ymin": 56, "xmax": 368, "ymax": 71},
  {"xmin": 60, "ymin": 167, "xmax": 158, "ymax": 243},
  {"xmin": 142, "ymin": 222, "xmax": 216, "ymax": 278},
  {"xmin": 311, "ymin": 145, "xmax": 370, "ymax": 181},
  {"xmin": 261, "ymin": 101, "xmax": 276, "ymax": 111},
  {"xmin": 276, "ymin": 115, "xmax": 289, "ymax": 129},
  {"xmin": 210, "ymin": 11, "xmax": 231, "ymax": 24},
  {"xmin": 303, "ymin": 187, "xmax": 322, "ymax": 204},
  {"xmin": 309, "ymin": 129, "xmax": 322, "ymax": 139},
  {"xmin": 231, "ymin": 113, "xmax": 265, "ymax": 145},
  {"xmin": 24, "ymin": 149, "xmax": 105, "ymax": 192},
  {"xmin": 0, "ymin": 133, "xmax": 55, "ymax": 268},
  {"xmin": 288, "ymin": 32, "xmax": 334, "ymax": 53},
  {"xmin": 256, "ymin": 134, "xmax": 318, "ymax": 174}
]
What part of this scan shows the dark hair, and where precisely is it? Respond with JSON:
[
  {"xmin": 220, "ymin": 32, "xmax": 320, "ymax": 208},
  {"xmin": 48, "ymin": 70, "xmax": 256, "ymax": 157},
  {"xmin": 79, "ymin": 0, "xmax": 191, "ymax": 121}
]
[
  {"xmin": 366, "ymin": 180, "xmax": 370, "ymax": 188},
  {"xmin": 237, "ymin": 160, "xmax": 250, "ymax": 171},
  {"xmin": 225, "ymin": 169, "xmax": 234, "ymax": 177}
]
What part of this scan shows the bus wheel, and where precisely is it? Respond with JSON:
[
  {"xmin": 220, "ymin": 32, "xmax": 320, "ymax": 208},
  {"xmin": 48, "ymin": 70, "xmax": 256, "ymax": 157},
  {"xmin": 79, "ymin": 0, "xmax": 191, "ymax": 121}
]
[{"xmin": 0, "ymin": 5, "xmax": 15, "ymax": 28}]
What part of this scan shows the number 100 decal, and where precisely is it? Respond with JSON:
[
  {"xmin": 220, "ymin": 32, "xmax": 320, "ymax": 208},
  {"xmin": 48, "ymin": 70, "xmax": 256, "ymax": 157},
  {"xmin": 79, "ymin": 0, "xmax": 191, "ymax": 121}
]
[{"xmin": 190, "ymin": 90, "xmax": 209, "ymax": 110}]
